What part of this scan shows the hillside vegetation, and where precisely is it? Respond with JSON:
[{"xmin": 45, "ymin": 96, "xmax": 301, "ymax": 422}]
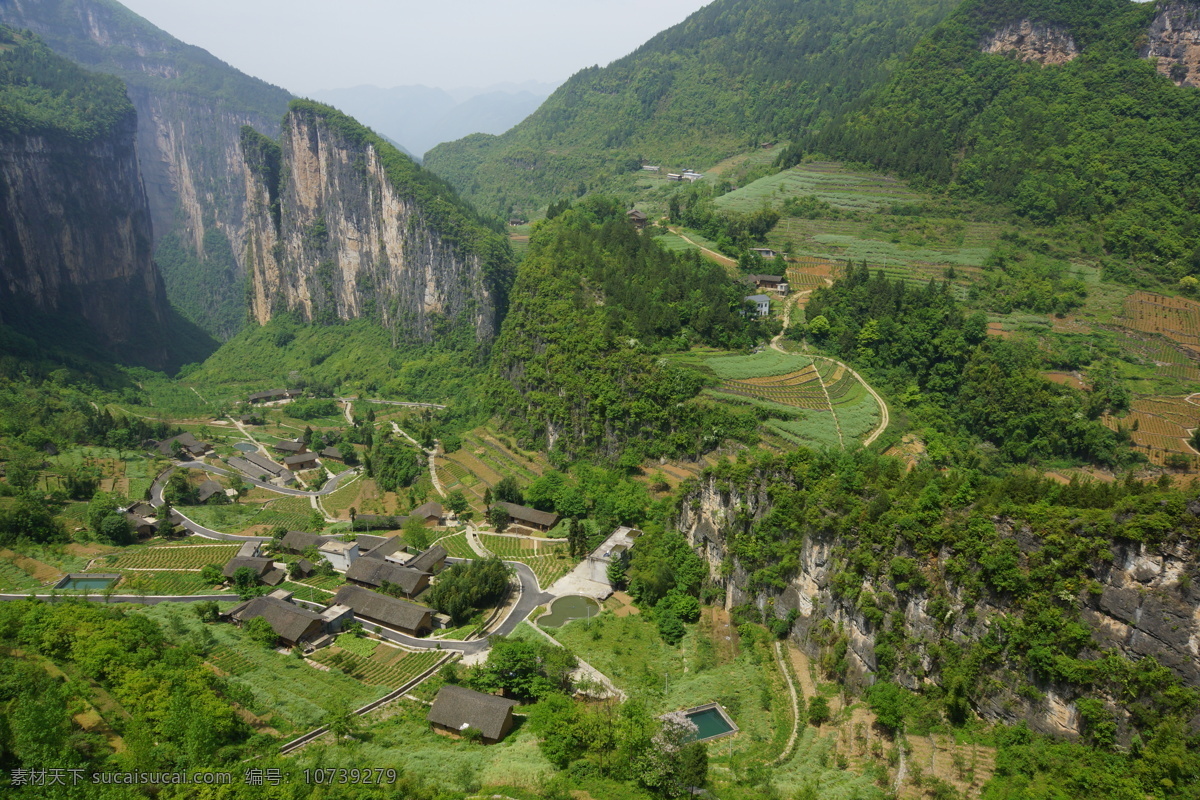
[
  {"xmin": 425, "ymin": 0, "xmax": 959, "ymax": 215},
  {"xmin": 801, "ymin": 0, "xmax": 1200, "ymax": 284}
]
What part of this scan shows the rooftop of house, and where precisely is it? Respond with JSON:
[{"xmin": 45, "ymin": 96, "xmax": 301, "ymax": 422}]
[
  {"xmin": 409, "ymin": 544, "xmax": 448, "ymax": 574},
  {"xmin": 426, "ymin": 685, "xmax": 518, "ymax": 741},
  {"xmin": 412, "ymin": 501, "xmax": 443, "ymax": 520},
  {"xmin": 345, "ymin": 558, "xmax": 427, "ymax": 594},
  {"xmin": 318, "ymin": 540, "xmax": 358, "ymax": 554},
  {"xmin": 332, "ymin": 584, "xmax": 431, "ymax": 631},
  {"xmin": 492, "ymin": 501, "xmax": 560, "ymax": 529},
  {"xmin": 227, "ymin": 595, "xmax": 324, "ymax": 642}
]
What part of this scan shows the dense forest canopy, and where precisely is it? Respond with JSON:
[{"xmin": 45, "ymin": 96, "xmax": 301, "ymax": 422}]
[{"xmin": 0, "ymin": 26, "xmax": 131, "ymax": 143}]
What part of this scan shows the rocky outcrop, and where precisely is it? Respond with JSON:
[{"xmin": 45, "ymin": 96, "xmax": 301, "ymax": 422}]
[
  {"xmin": 241, "ymin": 104, "xmax": 509, "ymax": 344},
  {"xmin": 981, "ymin": 20, "xmax": 1079, "ymax": 65},
  {"xmin": 0, "ymin": 0, "xmax": 292, "ymax": 339},
  {"xmin": 0, "ymin": 106, "xmax": 169, "ymax": 366},
  {"xmin": 1142, "ymin": 2, "xmax": 1200, "ymax": 87},
  {"xmin": 678, "ymin": 475, "xmax": 1200, "ymax": 741}
]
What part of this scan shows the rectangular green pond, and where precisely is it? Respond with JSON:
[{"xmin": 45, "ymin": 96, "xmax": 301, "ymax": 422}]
[
  {"xmin": 55, "ymin": 575, "xmax": 118, "ymax": 591},
  {"xmin": 684, "ymin": 704, "xmax": 738, "ymax": 742}
]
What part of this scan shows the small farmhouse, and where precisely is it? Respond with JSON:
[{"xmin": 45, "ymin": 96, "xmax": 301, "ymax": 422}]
[
  {"xmin": 345, "ymin": 558, "xmax": 429, "ymax": 598},
  {"xmin": 225, "ymin": 593, "xmax": 326, "ymax": 648},
  {"xmin": 284, "ymin": 452, "xmax": 319, "ymax": 471},
  {"xmin": 492, "ymin": 502, "xmax": 560, "ymax": 532},
  {"xmin": 222, "ymin": 556, "xmax": 286, "ymax": 587},
  {"xmin": 332, "ymin": 584, "xmax": 432, "ymax": 636},
  {"xmin": 626, "ymin": 209, "xmax": 649, "ymax": 230},
  {"xmin": 427, "ymin": 685, "xmax": 519, "ymax": 744},
  {"xmin": 408, "ymin": 544, "xmax": 448, "ymax": 575},
  {"xmin": 745, "ymin": 295, "xmax": 771, "ymax": 317},
  {"xmin": 273, "ymin": 439, "xmax": 307, "ymax": 455},
  {"xmin": 411, "ymin": 501, "xmax": 445, "ymax": 527}
]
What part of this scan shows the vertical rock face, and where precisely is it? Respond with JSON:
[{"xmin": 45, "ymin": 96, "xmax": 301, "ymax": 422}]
[
  {"xmin": 677, "ymin": 475, "xmax": 1200, "ymax": 741},
  {"xmin": 0, "ymin": 0, "xmax": 293, "ymax": 338},
  {"xmin": 241, "ymin": 104, "xmax": 510, "ymax": 344},
  {"xmin": 980, "ymin": 20, "xmax": 1079, "ymax": 65},
  {"xmin": 0, "ymin": 95, "xmax": 168, "ymax": 366},
  {"xmin": 1143, "ymin": 2, "xmax": 1200, "ymax": 87}
]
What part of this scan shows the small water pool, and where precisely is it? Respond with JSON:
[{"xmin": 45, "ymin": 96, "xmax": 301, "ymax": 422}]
[
  {"xmin": 55, "ymin": 574, "xmax": 120, "ymax": 591},
  {"xmin": 233, "ymin": 442, "xmax": 257, "ymax": 453},
  {"xmin": 538, "ymin": 595, "xmax": 600, "ymax": 628},
  {"xmin": 683, "ymin": 704, "xmax": 738, "ymax": 742}
]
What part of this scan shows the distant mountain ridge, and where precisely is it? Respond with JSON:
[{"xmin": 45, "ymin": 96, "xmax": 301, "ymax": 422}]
[
  {"xmin": 424, "ymin": 0, "xmax": 960, "ymax": 215},
  {"xmin": 310, "ymin": 81, "xmax": 557, "ymax": 160},
  {"xmin": 0, "ymin": 0, "xmax": 294, "ymax": 340}
]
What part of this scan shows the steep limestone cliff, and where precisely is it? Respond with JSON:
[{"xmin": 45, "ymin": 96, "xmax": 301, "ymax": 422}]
[
  {"xmin": 0, "ymin": 0, "xmax": 293, "ymax": 339},
  {"xmin": 0, "ymin": 30, "xmax": 172, "ymax": 367},
  {"xmin": 677, "ymin": 471, "xmax": 1200, "ymax": 742},
  {"xmin": 241, "ymin": 103, "xmax": 512, "ymax": 345},
  {"xmin": 981, "ymin": 20, "xmax": 1079, "ymax": 65},
  {"xmin": 1142, "ymin": 1, "xmax": 1200, "ymax": 87}
]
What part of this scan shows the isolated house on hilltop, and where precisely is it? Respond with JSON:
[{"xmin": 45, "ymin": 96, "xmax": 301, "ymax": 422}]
[{"xmin": 427, "ymin": 685, "xmax": 518, "ymax": 744}]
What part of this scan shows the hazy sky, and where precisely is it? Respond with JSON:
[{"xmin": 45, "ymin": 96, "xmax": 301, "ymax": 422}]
[{"xmin": 119, "ymin": 0, "xmax": 713, "ymax": 93}]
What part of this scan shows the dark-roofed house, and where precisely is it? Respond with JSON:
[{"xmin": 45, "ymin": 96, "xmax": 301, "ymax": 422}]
[
  {"xmin": 124, "ymin": 514, "xmax": 155, "ymax": 538},
  {"xmin": 361, "ymin": 535, "xmax": 407, "ymax": 562},
  {"xmin": 248, "ymin": 388, "xmax": 299, "ymax": 404},
  {"xmin": 319, "ymin": 446, "xmax": 344, "ymax": 462},
  {"xmin": 279, "ymin": 530, "xmax": 336, "ymax": 554},
  {"xmin": 626, "ymin": 208, "xmax": 649, "ymax": 230},
  {"xmin": 156, "ymin": 433, "xmax": 211, "ymax": 459},
  {"xmin": 231, "ymin": 452, "xmax": 288, "ymax": 480},
  {"xmin": 409, "ymin": 544, "xmax": 447, "ymax": 575},
  {"xmin": 196, "ymin": 480, "xmax": 226, "ymax": 503},
  {"xmin": 427, "ymin": 685, "xmax": 518, "ymax": 744},
  {"xmin": 284, "ymin": 452, "xmax": 319, "ymax": 471},
  {"xmin": 333, "ymin": 585, "xmax": 432, "ymax": 636},
  {"xmin": 222, "ymin": 557, "xmax": 286, "ymax": 587},
  {"xmin": 747, "ymin": 274, "xmax": 788, "ymax": 294},
  {"xmin": 345, "ymin": 558, "xmax": 429, "ymax": 598},
  {"xmin": 492, "ymin": 502, "xmax": 560, "ymax": 533},
  {"xmin": 226, "ymin": 595, "xmax": 326, "ymax": 647},
  {"xmin": 273, "ymin": 439, "xmax": 307, "ymax": 454},
  {"xmin": 411, "ymin": 501, "xmax": 444, "ymax": 526},
  {"xmin": 294, "ymin": 558, "xmax": 316, "ymax": 578}
]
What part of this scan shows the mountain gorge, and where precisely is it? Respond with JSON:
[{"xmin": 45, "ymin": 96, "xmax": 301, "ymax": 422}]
[
  {"xmin": 0, "ymin": 0, "xmax": 293, "ymax": 339},
  {"xmin": 240, "ymin": 101, "xmax": 514, "ymax": 347}
]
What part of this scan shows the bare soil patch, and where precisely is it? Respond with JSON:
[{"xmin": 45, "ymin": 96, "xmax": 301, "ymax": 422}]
[{"xmin": 0, "ymin": 548, "xmax": 62, "ymax": 583}]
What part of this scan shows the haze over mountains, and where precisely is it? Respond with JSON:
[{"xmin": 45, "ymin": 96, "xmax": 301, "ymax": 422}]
[{"xmin": 311, "ymin": 81, "xmax": 559, "ymax": 160}]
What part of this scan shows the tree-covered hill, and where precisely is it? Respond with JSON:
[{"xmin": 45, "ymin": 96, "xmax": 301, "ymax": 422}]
[
  {"xmin": 490, "ymin": 199, "xmax": 772, "ymax": 462},
  {"xmin": 424, "ymin": 0, "xmax": 959, "ymax": 216},
  {"xmin": 801, "ymin": 0, "xmax": 1200, "ymax": 284}
]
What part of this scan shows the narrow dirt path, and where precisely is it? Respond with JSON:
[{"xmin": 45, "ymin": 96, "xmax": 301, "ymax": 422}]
[
  {"xmin": 771, "ymin": 641, "xmax": 801, "ymax": 766},
  {"xmin": 770, "ymin": 295, "xmax": 890, "ymax": 448},
  {"xmin": 342, "ymin": 400, "xmax": 354, "ymax": 425},
  {"xmin": 669, "ymin": 227, "xmax": 738, "ymax": 271}
]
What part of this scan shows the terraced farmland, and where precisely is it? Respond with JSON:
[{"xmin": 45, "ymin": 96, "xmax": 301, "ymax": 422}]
[
  {"xmin": 431, "ymin": 532, "xmax": 478, "ymax": 559},
  {"xmin": 1119, "ymin": 292, "xmax": 1200, "ymax": 351},
  {"xmin": 1103, "ymin": 395, "xmax": 1200, "ymax": 468},
  {"xmin": 98, "ymin": 544, "xmax": 238, "ymax": 570},
  {"xmin": 479, "ymin": 534, "xmax": 575, "ymax": 588},
  {"xmin": 698, "ymin": 350, "xmax": 882, "ymax": 450},
  {"xmin": 310, "ymin": 645, "xmax": 443, "ymax": 687}
]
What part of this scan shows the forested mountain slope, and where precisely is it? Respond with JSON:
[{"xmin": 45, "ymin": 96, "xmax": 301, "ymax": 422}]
[
  {"xmin": 490, "ymin": 199, "xmax": 772, "ymax": 461},
  {"xmin": 0, "ymin": 27, "xmax": 210, "ymax": 370},
  {"xmin": 802, "ymin": 0, "xmax": 1200, "ymax": 283},
  {"xmin": 424, "ymin": 0, "xmax": 959, "ymax": 216},
  {"xmin": 0, "ymin": 0, "xmax": 293, "ymax": 340}
]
